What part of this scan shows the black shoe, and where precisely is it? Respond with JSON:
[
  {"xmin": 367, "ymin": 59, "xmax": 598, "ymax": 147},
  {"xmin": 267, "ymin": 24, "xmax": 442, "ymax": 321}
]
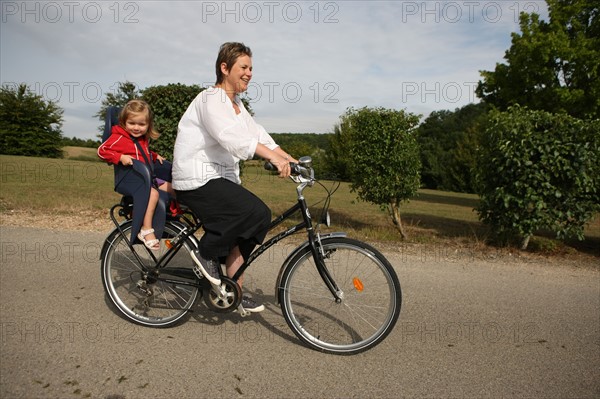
[
  {"xmin": 190, "ymin": 249, "xmax": 221, "ymax": 286},
  {"xmin": 241, "ymin": 295, "xmax": 265, "ymax": 313}
]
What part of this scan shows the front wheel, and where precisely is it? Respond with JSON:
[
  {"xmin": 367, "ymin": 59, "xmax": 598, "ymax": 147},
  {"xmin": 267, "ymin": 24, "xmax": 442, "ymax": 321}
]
[{"xmin": 279, "ymin": 237, "xmax": 401, "ymax": 355}]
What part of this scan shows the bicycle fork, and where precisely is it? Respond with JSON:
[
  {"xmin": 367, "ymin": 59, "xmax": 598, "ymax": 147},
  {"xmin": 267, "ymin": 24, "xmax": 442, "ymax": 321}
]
[{"xmin": 310, "ymin": 233, "xmax": 345, "ymax": 302}]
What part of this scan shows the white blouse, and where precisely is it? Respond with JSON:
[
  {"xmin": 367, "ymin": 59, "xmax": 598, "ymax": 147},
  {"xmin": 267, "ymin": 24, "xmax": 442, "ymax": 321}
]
[{"xmin": 172, "ymin": 87, "xmax": 279, "ymax": 190}]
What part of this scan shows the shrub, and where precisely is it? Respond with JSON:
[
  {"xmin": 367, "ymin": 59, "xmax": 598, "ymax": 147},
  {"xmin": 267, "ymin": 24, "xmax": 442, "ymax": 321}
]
[{"xmin": 475, "ymin": 106, "xmax": 599, "ymax": 249}]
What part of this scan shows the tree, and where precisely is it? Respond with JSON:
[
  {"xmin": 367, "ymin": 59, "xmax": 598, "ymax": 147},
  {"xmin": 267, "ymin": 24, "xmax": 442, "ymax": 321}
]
[
  {"xmin": 61, "ymin": 136, "xmax": 101, "ymax": 148},
  {"xmin": 416, "ymin": 102, "xmax": 490, "ymax": 192},
  {"xmin": 266, "ymin": 133, "xmax": 330, "ymax": 178},
  {"xmin": 141, "ymin": 83, "xmax": 204, "ymax": 160},
  {"xmin": 475, "ymin": 106, "xmax": 599, "ymax": 249},
  {"xmin": 0, "ymin": 84, "xmax": 64, "ymax": 158},
  {"xmin": 322, "ymin": 123, "xmax": 352, "ymax": 181},
  {"xmin": 340, "ymin": 107, "xmax": 421, "ymax": 239},
  {"xmin": 476, "ymin": 0, "xmax": 599, "ymax": 119},
  {"xmin": 95, "ymin": 81, "xmax": 140, "ymax": 136}
]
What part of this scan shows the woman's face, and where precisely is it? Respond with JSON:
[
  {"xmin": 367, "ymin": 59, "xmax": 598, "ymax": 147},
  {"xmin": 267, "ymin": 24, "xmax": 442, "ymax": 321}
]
[{"xmin": 222, "ymin": 55, "xmax": 252, "ymax": 93}]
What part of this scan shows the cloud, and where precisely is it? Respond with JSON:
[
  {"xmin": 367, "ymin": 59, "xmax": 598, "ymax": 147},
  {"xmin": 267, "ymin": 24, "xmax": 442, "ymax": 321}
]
[{"xmin": 0, "ymin": 0, "xmax": 549, "ymax": 139}]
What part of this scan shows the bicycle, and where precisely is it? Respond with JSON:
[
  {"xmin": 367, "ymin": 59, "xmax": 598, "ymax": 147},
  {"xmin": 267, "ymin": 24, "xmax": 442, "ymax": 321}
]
[{"xmin": 100, "ymin": 156, "xmax": 402, "ymax": 355}]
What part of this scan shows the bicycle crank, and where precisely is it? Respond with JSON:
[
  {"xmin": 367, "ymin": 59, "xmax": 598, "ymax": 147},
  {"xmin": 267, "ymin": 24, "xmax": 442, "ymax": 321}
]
[{"xmin": 203, "ymin": 277, "xmax": 242, "ymax": 313}]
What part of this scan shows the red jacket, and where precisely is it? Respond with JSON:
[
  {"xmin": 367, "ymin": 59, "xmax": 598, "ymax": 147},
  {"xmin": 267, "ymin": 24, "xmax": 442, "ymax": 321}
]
[{"xmin": 97, "ymin": 125, "xmax": 158, "ymax": 165}]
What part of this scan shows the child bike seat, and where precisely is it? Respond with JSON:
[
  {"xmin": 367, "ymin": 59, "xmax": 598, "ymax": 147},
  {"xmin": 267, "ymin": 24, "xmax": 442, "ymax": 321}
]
[{"xmin": 102, "ymin": 106, "xmax": 170, "ymax": 245}]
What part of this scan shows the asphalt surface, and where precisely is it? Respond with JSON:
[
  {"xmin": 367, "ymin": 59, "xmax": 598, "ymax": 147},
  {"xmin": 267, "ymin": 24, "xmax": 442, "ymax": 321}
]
[{"xmin": 1, "ymin": 226, "xmax": 598, "ymax": 399}]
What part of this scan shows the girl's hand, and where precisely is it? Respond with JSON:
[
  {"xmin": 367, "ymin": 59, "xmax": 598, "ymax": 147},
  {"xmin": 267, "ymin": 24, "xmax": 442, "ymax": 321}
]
[
  {"xmin": 120, "ymin": 154, "xmax": 134, "ymax": 166},
  {"xmin": 156, "ymin": 154, "xmax": 165, "ymax": 164}
]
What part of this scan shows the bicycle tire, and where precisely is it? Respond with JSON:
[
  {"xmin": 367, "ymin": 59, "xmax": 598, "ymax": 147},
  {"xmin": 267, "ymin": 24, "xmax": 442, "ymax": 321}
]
[
  {"xmin": 101, "ymin": 221, "xmax": 200, "ymax": 327},
  {"xmin": 279, "ymin": 237, "xmax": 401, "ymax": 355}
]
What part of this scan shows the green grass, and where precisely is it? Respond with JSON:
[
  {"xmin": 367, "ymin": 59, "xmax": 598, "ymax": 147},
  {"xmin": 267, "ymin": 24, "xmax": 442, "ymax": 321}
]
[
  {"xmin": 1, "ymin": 153, "xmax": 598, "ymax": 257},
  {"xmin": 0, "ymin": 154, "xmax": 117, "ymax": 213},
  {"xmin": 62, "ymin": 146, "xmax": 102, "ymax": 162}
]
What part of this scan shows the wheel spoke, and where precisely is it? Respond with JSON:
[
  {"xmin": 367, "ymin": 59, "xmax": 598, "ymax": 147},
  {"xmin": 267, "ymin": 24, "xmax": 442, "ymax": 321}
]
[{"xmin": 102, "ymin": 223, "xmax": 199, "ymax": 327}]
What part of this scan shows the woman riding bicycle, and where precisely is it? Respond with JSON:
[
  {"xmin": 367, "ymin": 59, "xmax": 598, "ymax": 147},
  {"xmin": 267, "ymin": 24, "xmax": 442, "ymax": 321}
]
[{"xmin": 172, "ymin": 42, "xmax": 297, "ymax": 313}]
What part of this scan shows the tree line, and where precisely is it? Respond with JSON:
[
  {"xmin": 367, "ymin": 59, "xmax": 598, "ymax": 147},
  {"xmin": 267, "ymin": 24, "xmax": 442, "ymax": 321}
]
[{"xmin": 1, "ymin": 0, "xmax": 597, "ymax": 248}]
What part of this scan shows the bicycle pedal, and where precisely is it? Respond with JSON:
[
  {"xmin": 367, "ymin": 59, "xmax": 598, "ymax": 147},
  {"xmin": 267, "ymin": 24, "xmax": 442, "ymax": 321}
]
[{"xmin": 237, "ymin": 304, "xmax": 250, "ymax": 317}]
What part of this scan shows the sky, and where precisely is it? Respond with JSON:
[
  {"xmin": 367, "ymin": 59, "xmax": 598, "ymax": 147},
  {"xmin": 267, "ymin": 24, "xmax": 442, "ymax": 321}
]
[{"xmin": 1, "ymin": 0, "xmax": 549, "ymax": 140}]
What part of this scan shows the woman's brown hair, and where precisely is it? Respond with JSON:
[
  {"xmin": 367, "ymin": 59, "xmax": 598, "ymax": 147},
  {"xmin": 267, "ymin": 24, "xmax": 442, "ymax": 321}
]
[{"xmin": 215, "ymin": 42, "xmax": 252, "ymax": 85}]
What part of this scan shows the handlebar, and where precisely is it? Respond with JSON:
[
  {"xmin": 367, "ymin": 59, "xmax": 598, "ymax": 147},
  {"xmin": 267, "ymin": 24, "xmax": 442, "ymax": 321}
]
[
  {"xmin": 265, "ymin": 155, "xmax": 338, "ymax": 226},
  {"xmin": 264, "ymin": 156, "xmax": 314, "ymax": 181},
  {"xmin": 264, "ymin": 161, "xmax": 301, "ymax": 175}
]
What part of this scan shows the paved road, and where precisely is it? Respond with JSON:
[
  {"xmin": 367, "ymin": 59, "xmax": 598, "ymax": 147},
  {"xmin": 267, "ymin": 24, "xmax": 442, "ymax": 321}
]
[{"xmin": 1, "ymin": 226, "xmax": 598, "ymax": 398}]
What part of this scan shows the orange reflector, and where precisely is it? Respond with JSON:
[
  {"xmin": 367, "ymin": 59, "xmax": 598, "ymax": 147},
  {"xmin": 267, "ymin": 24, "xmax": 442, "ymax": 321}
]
[
  {"xmin": 353, "ymin": 277, "xmax": 364, "ymax": 292},
  {"xmin": 165, "ymin": 240, "xmax": 173, "ymax": 249}
]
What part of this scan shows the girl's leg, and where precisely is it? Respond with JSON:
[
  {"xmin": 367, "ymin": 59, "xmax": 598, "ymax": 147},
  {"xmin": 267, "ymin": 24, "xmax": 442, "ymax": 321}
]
[
  {"xmin": 141, "ymin": 187, "xmax": 159, "ymax": 241},
  {"xmin": 158, "ymin": 181, "xmax": 176, "ymax": 198}
]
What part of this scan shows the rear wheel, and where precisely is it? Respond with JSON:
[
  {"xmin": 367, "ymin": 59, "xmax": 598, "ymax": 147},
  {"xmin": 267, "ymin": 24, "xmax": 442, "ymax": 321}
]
[
  {"xmin": 279, "ymin": 237, "xmax": 401, "ymax": 355},
  {"xmin": 101, "ymin": 221, "xmax": 200, "ymax": 327}
]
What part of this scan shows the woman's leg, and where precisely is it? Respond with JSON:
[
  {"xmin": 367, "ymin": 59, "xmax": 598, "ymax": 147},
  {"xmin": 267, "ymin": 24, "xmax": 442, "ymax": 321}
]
[
  {"xmin": 177, "ymin": 180, "xmax": 268, "ymax": 312},
  {"xmin": 225, "ymin": 246, "xmax": 245, "ymax": 287},
  {"xmin": 226, "ymin": 245, "xmax": 264, "ymax": 312},
  {"xmin": 176, "ymin": 179, "xmax": 271, "ymax": 261}
]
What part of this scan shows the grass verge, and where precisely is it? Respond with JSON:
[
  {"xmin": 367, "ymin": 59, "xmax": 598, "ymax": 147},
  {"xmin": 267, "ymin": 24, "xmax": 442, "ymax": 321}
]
[{"xmin": 1, "ymin": 153, "xmax": 598, "ymax": 258}]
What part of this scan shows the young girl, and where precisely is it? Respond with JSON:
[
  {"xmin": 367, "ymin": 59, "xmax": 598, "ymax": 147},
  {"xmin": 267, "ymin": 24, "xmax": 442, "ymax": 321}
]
[{"xmin": 98, "ymin": 99, "xmax": 174, "ymax": 250}]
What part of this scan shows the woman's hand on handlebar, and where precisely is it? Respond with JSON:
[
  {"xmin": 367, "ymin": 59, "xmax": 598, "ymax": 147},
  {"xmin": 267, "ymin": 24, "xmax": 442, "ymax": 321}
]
[
  {"xmin": 270, "ymin": 156, "xmax": 295, "ymax": 178},
  {"xmin": 255, "ymin": 143, "xmax": 297, "ymax": 178}
]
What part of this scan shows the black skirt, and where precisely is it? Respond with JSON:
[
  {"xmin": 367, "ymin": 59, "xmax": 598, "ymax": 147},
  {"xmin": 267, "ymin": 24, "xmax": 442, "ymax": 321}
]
[{"xmin": 176, "ymin": 178, "xmax": 271, "ymax": 262}]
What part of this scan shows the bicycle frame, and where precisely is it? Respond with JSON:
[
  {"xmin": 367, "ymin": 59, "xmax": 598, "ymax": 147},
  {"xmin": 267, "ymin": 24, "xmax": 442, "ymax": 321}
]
[{"xmin": 103, "ymin": 161, "xmax": 344, "ymax": 301}]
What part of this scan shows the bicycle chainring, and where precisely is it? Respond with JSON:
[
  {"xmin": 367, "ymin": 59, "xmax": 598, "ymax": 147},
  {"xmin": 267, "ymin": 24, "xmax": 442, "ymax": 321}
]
[{"xmin": 203, "ymin": 277, "xmax": 242, "ymax": 313}]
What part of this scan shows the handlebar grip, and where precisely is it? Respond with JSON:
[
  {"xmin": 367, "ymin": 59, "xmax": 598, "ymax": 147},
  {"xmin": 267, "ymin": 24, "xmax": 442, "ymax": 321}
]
[
  {"xmin": 264, "ymin": 162, "xmax": 277, "ymax": 171},
  {"xmin": 264, "ymin": 161, "xmax": 301, "ymax": 175}
]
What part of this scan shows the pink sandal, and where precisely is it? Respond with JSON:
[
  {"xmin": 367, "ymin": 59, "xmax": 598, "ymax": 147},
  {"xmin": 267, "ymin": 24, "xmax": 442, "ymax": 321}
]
[{"xmin": 138, "ymin": 228, "xmax": 160, "ymax": 250}]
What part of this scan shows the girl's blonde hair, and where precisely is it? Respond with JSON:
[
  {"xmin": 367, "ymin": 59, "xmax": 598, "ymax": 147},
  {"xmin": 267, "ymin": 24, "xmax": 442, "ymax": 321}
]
[{"xmin": 119, "ymin": 99, "xmax": 160, "ymax": 140}]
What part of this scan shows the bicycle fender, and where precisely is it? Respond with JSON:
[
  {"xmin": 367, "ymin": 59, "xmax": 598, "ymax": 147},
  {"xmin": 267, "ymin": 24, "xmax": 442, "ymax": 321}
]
[
  {"xmin": 274, "ymin": 232, "xmax": 347, "ymax": 304},
  {"xmin": 100, "ymin": 220, "xmax": 133, "ymax": 260},
  {"xmin": 99, "ymin": 219, "xmax": 194, "ymax": 261}
]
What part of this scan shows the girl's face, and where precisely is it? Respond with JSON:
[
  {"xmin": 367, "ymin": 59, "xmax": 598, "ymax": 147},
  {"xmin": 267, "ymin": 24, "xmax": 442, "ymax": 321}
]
[
  {"xmin": 222, "ymin": 55, "xmax": 252, "ymax": 93},
  {"xmin": 124, "ymin": 112, "xmax": 148, "ymax": 138}
]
